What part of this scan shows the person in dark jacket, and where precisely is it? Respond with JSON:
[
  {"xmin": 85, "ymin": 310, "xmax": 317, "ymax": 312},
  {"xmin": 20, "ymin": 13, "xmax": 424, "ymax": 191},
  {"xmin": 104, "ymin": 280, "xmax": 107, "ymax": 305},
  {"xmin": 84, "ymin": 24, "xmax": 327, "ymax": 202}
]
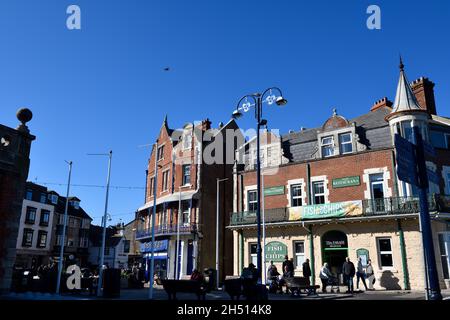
[
  {"xmin": 302, "ymin": 259, "xmax": 312, "ymax": 284},
  {"xmin": 342, "ymin": 257, "xmax": 356, "ymax": 293}
]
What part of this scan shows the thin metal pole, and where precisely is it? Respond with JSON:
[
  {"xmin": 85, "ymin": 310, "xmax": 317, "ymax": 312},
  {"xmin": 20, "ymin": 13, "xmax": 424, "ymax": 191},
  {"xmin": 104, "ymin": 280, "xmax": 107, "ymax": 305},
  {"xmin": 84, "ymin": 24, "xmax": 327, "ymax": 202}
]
[
  {"xmin": 412, "ymin": 127, "xmax": 442, "ymax": 300},
  {"xmin": 175, "ymin": 187, "xmax": 181, "ymax": 279},
  {"xmin": 149, "ymin": 142, "xmax": 158, "ymax": 299},
  {"xmin": 255, "ymin": 96, "xmax": 263, "ymax": 283},
  {"xmin": 216, "ymin": 178, "xmax": 228, "ymax": 290},
  {"xmin": 56, "ymin": 161, "xmax": 72, "ymax": 294},
  {"xmin": 216, "ymin": 179, "xmax": 220, "ymax": 289},
  {"xmin": 262, "ymin": 171, "xmax": 266, "ymax": 285},
  {"xmin": 97, "ymin": 151, "xmax": 112, "ymax": 297}
]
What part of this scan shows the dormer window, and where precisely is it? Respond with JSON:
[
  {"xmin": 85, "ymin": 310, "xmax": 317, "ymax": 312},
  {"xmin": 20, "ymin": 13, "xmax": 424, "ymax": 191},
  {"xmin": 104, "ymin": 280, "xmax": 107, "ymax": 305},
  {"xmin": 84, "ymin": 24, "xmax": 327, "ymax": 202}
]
[
  {"xmin": 339, "ymin": 133, "xmax": 353, "ymax": 154},
  {"xmin": 321, "ymin": 136, "xmax": 334, "ymax": 157},
  {"xmin": 49, "ymin": 194, "xmax": 58, "ymax": 204},
  {"xmin": 71, "ymin": 201, "xmax": 80, "ymax": 209}
]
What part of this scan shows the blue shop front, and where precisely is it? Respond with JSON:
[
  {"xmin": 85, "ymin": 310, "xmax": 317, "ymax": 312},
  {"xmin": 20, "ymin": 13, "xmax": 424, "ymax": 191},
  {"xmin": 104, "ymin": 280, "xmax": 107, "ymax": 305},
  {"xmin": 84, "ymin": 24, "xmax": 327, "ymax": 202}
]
[{"xmin": 141, "ymin": 239, "xmax": 169, "ymax": 280}]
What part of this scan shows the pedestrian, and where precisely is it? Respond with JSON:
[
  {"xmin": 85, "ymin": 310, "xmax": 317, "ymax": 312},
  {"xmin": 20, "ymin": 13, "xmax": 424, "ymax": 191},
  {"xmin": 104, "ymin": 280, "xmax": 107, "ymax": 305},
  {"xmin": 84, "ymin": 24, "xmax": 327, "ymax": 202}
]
[
  {"xmin": 190, "ymin": 269, "xmax": 204, "ymax": 283},
  {"xmin": 356, "ymin": 257, "xmax": 368, "ymax": 291},
  {"xmin": 267, "ymin": 261, "xmax": 280, "ymax": 293},
  {"xmin": 320, "ymin": 262, "xmax": 333, "ymax": 293},
  {"xmin": 302, "ymin": 259, "xmax": 312, "ymax": 285},
  {"xmin": 366, "ymin": 259, "xmax": 375, "ymax": 290},
  {"xmin": 282, "ymin": 255, "xmax": 294, "ymax": 277},
  {"xmin": 342, "ymin": 257, "xmax": 356, "ymax": 294}
]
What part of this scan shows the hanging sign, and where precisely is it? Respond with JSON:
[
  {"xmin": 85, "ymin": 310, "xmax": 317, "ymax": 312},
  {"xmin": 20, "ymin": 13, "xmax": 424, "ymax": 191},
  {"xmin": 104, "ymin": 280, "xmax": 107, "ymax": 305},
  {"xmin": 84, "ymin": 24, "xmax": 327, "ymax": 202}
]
[{"xmin": 265, "ymin": 241, "xmax": 287, "ymax": 262}]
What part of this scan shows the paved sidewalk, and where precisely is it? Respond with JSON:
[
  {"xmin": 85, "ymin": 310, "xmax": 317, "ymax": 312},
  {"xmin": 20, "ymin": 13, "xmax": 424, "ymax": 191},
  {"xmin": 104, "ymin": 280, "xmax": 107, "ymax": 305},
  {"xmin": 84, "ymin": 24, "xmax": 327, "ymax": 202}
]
[{"xmin": 2, "ymin": 286, "xmax": 449, "ymax": 301}]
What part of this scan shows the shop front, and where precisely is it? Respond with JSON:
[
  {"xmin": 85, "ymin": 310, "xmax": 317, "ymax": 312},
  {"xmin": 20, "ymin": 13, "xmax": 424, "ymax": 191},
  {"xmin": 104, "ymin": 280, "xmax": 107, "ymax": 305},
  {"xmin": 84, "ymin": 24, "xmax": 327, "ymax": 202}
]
[{"xmin": 141, "ymin": 239, "xmax": 169, "ymax": 280}]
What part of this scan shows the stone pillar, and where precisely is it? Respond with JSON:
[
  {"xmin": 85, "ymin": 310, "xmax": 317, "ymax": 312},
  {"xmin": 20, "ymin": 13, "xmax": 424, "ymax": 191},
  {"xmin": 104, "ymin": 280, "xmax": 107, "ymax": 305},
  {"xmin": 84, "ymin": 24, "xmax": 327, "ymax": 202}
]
[{"xmin": 0, "ymin": 108, "xmax": 35, "ymax": 294}]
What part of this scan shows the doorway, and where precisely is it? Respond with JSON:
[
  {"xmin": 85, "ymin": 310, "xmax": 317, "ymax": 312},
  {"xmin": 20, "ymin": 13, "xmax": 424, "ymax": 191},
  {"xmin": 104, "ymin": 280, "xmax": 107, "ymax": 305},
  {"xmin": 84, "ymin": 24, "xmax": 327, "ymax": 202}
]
[{"xmin": 322, "ymin": 230, "xmax": 348, "ymax": 283}]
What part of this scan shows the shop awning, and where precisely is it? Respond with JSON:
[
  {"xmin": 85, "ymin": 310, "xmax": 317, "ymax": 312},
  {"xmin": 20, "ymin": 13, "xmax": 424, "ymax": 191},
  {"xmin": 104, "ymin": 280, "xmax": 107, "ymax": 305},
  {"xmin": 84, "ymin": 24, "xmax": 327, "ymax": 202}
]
[{"xmin": 137, "ymin": 190, "xmax": 198, "ymax": 212}]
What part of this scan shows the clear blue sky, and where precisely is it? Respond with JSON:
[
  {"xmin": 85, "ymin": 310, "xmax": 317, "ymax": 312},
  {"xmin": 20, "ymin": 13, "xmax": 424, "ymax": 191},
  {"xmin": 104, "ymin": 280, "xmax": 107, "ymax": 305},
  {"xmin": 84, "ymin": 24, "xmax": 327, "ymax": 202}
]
[{"xmin": 1, "ymin": 0, "xmax": 449, "ymax": 227}]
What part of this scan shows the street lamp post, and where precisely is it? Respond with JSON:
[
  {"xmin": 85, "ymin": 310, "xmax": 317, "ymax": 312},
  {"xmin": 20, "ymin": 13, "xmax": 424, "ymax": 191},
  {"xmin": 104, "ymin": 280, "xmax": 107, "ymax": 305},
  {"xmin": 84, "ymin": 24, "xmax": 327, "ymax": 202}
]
[
  {"xmin": 56, "ymin": 160, "xmax": 72, "ymax": 294},
  {"xmin": 231, "ymin": 87, "xmax": 287, "ymax": 283},
  {"xmin": 149, "ymin": 140, "xmax": 159, "ymax": 299},
  {"xmin": 88, "ymin": 151, "xmax": 112, "ymax": 297},
  {"xmin": 216, "ymin": 178, "xmax": 228, "ymax": 290}
]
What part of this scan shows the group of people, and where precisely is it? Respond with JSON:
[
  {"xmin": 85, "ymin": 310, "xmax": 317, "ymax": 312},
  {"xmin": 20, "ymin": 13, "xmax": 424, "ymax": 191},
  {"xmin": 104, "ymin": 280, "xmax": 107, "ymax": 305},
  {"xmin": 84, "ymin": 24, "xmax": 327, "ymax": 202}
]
[
  {"xmin": 266, "ymin": 255, "xmax": 312, "ymax": 294},
  {"xmin": 320, "ymin": 257, "xmax": 375, "ymax": 293}
]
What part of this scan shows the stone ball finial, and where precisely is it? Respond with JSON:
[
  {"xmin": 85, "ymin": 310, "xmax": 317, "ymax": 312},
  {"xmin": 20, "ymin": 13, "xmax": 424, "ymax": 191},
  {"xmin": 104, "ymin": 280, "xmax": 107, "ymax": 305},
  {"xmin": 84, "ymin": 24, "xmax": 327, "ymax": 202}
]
[{"xmin": 17, "ymin": 108, "xmax": 33, "ymax": 125}]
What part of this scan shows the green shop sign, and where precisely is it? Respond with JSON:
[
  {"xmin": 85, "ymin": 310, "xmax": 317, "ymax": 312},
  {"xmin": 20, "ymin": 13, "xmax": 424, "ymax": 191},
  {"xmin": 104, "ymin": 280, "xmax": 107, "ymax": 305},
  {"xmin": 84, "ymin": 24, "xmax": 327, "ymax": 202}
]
[
  {"xmin": 332, "ymin": 176, "xmax": 360, "ymax": 188},
  {"xmin": 265, "ymin": 241, "xmax": 287, "ymax": 262},
  {"xmin": 264, "ymin": 186, "xmax": 285, "ymax": 196}
]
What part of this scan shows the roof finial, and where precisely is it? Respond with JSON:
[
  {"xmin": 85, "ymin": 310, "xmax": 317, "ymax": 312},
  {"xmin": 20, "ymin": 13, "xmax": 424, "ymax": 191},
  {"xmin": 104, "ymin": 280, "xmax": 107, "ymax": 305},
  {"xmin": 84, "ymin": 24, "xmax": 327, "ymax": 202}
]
[
  {"xmin": 399, "ymin": 54, "xmax": 404, "ymax": 71},
  {"xmin": 332, "ymin": 108, "xmax": 337, "ymax": 116}
]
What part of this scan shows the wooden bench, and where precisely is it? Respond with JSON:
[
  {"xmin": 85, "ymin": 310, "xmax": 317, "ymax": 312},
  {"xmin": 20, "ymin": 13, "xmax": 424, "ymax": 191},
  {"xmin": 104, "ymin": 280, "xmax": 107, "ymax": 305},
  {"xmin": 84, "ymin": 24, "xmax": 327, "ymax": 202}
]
[
  {"xmin": 161, "ymin": 279, "xmax": 206, "ymax": 300},
  {"xmin": 284, "ymin": 277, "xmax": 320, "ymax": 296}
]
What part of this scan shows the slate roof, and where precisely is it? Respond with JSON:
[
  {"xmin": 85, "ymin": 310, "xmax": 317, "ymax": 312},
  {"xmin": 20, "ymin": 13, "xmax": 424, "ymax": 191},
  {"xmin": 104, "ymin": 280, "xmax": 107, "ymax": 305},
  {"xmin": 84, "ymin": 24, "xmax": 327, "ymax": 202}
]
[{"xmin": 282, "ymin": 107, "xmax": 393, "ymax": 163}]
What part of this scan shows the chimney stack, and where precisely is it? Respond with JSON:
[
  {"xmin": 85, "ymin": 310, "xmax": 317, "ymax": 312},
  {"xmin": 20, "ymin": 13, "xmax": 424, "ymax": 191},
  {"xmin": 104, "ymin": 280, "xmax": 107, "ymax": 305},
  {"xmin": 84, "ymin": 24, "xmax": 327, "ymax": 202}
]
[
  {"xmin": 201, "ymin": 118, "xmax": 212, "ymax": 131},
  {"xmin": 411, "ymin": 77, "xmax": 437, "ymax": 115},
  {"xmin": 371, "ymin": 97, "xmax": 393, "ymax": 112}
]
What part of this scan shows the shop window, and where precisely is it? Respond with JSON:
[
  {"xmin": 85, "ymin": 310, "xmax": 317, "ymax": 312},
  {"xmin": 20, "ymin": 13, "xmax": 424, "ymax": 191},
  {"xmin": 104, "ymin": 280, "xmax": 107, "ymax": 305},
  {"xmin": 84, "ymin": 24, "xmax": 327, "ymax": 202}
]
[
  {"xmin": 321, "ymin": 136, "xmax": 334, "ymax": 157},
  {"xmin": 377, "ymin": 238, "xmax": 393, "ymax": 268},
  {"xmin": 37, "ymin": 231, "xmax": 47, "ymax": 248},
  {"xmin": 312, "ymin": 181, "xmax": 325, "ymax": 204},
  {"xmin": 438, "ymin": 233, "xmax": 449, "ymax": 279},
  {"xmin": 339, "ymin": 132, "xmax": 353, "ymax": 154},
  {"xmin": 247, "ymin": 190, "xmax": 257, "ymax": 212},
  {"xmin": 22, "ymin": 229, "xmax": 34, "ymax": 247},
  {"xmin": 290, "ymin": 184, "xmax": 302, "ymax": 207},
  {"xmin": 294, "ymin": 241, "xmax": 305, "ymax": 269},
  {"xmin": 40, "ymin": 209, "xmax": 50, "ymax": 226},
  {"xmin": 25, "ymin": 207, "xmax": 37, "ymax": 224},
  {"xmin": 182, "ymin": 165, "xmax": 191, "ymax": 185},
  {"xmin": 250, "ymin": 243, "xmax": 258, "ymax": 266}
]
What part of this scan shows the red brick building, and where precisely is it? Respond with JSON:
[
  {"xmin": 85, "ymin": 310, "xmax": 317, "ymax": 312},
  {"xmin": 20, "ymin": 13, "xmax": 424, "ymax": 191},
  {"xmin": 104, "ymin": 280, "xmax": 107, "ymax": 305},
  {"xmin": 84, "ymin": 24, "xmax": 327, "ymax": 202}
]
[
  {"xmin": 229, "ymin": 63, "xmax": 450, "ymax": 291},
  {"xmin": 136, "ymin": 116, "xmax": 242, "ymax": 282}
]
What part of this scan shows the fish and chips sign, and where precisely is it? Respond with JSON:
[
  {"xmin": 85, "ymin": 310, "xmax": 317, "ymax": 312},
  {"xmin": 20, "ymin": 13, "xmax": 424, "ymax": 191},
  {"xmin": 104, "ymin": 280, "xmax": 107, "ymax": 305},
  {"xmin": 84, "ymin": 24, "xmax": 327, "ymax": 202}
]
[
  {"xmin": 288, "ymin": 200, "xmax": 363, "ymax": 221},
  {"xmin": 265, "ymin": 241, "xmax": 287, "ymax": 262}
]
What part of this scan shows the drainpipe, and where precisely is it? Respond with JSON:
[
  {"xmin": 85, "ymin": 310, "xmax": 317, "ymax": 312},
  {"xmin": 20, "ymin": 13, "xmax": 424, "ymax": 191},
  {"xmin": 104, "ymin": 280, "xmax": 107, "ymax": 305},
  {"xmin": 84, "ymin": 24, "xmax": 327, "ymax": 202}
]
[
  {"xmin": 397, "ymin": 219, "xmax": 410, "ymax": 290},
  {"xmin": 306, "ymin": 163, "xmax": 312, "ymax": 204}
]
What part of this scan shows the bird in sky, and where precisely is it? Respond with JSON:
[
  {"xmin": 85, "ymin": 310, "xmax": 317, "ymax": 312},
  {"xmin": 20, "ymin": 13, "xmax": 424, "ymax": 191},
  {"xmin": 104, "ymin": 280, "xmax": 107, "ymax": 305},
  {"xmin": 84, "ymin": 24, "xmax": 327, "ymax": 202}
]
[{"xmin": 163, "ymin": 67, "xmax": 170, "ymax": 71}]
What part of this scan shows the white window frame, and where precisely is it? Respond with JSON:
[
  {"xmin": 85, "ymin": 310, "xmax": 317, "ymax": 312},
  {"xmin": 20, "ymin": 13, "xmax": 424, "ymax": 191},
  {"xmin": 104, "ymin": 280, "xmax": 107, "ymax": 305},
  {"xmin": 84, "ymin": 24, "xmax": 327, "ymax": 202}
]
[
  {"xmin": 294, "ymin": 240, "xmax": 305, "ymax": 269},
  {"xmin": 321, "ymin": 136, "xmax": 334, "ymax": 157},
  {"xmin": 157, "ymin": 145, "xmax": 165, "ymax": 161},
  {"xmin": 339, "ymin": 132, "xmax": 353, "ymax": 154},
  {"xmin": 310, "ymin": 175, "xmax": 329, "ymax": 204},
  {"xmin": 363, "ymin": 167, "xmax": 392, "ymax": 199},
  {"xmin": 247, "ymin": 190, "xmax": 258, "ymax": 213},
  {"xmin": 438, "ymin": 232, "xmax": 450, "ymax": 280},
  {"xmin": 377, "ymin": 237, "xmax": 394, "ymax": 270},
  {"xmin": 161, "ymin": 170, "xmax": 170, "ymax": 192},
  {"xmin": 182, "ymin": 164, "xmax": 191, "ymax": 186},
  {"xmin": 37, "ymin": 231, "xmax": 47, "ymax": 248}
]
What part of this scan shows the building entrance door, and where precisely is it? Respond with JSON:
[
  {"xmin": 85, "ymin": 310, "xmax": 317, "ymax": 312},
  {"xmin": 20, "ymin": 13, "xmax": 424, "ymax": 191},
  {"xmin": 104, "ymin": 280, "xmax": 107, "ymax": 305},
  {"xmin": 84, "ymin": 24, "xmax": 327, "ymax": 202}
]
[{"xmin": 322, "ymin": 230, "xmax": 348, "ymax": 284}]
